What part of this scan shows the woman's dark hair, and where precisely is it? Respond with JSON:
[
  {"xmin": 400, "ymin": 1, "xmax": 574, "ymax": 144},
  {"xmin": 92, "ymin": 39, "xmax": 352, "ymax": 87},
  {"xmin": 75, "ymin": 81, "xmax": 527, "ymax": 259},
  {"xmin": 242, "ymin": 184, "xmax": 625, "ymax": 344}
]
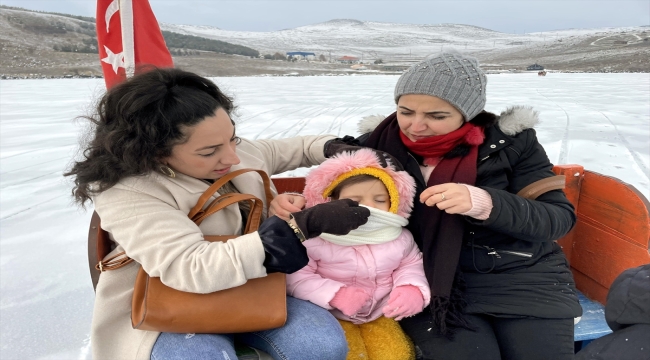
[
  {"xmin": 64, "ymin": 68, "xmax": 234, "ymax": 206},
  {"xmin": 329, "ymin": 174, "xmax": 380, "ymax": 200}
]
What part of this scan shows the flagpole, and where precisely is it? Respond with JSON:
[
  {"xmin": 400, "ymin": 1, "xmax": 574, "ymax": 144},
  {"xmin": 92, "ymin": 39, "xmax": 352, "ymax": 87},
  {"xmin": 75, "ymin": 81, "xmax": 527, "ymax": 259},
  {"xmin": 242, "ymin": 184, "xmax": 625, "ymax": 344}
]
[{"xmin": 119, "ymin": 0, "xmax": 135, "ymax": 78}]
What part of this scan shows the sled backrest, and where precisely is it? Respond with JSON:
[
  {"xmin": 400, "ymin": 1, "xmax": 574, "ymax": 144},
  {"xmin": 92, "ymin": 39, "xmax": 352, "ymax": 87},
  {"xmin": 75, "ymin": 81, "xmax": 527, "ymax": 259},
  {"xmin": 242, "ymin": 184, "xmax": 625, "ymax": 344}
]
[{"xmin": 553, "ymin": 165, "xmax": 650, "ymax": 304}]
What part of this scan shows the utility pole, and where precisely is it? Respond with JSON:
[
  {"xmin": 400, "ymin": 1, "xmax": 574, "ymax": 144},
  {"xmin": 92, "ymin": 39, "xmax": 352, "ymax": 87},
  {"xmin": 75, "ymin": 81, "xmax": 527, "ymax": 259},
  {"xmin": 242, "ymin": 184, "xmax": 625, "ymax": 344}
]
[{"xmin": 329, "ymin": 50, "xmax": 331, "ymax": 63}]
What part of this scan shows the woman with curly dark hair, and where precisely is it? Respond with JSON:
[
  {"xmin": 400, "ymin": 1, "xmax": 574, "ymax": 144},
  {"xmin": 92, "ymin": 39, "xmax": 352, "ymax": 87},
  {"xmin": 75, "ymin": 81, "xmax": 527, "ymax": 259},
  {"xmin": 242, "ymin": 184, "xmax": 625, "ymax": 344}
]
[{"xmin": 66, "ymin": 68, "xmax": 370, "ymax": 360}]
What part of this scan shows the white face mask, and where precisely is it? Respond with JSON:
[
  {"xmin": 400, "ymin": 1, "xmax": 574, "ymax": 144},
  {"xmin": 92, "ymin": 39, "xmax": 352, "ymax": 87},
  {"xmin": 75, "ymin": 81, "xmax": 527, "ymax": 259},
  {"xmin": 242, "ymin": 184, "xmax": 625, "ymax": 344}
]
[{"xmin": 319, "ymin": 206, "xmax": 408, "ymax": 246}]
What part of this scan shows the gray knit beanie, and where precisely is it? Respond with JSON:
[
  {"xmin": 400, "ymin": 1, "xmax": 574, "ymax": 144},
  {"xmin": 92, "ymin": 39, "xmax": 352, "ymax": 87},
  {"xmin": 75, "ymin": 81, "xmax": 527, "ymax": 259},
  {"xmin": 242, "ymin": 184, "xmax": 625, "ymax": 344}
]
[{"xmin": 394, "ymin": 52, "xmax": 487, "ymax": 121}]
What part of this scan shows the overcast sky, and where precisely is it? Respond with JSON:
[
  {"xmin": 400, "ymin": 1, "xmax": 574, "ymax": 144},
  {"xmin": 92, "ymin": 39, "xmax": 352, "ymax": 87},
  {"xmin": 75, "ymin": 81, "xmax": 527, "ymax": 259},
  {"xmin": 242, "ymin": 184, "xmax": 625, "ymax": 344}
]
[{"xmin": 2, "ymin": 0, "xmax": 648, "ymax": 33}]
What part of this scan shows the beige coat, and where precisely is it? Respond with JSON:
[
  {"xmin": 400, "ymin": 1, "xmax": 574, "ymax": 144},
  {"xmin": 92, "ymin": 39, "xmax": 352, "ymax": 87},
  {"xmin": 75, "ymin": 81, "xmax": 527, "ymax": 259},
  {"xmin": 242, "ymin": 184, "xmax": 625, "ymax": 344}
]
[{"xmin": 90, "ymin": 135, "xmax": 333, "ymax": 360}]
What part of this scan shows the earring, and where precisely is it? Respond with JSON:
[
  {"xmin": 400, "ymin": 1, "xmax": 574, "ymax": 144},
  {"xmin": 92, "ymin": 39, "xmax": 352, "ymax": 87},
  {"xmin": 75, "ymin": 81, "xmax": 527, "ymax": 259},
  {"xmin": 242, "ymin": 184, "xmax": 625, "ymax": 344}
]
[{"xmin": 159, "ymin": 165, "xmax": 176, "ymax": 178}]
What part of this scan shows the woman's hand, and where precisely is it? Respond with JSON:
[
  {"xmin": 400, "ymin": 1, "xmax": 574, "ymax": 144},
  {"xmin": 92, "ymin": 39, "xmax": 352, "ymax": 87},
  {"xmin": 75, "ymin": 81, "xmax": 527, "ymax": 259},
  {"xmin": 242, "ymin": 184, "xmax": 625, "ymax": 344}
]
[
  {"xmin": 420, "ymin": 183, "xmax": 472, "ymax": 214},
  {"xmin": 269, "ymin": 193, "xmax": 306, "ymax": 221}
]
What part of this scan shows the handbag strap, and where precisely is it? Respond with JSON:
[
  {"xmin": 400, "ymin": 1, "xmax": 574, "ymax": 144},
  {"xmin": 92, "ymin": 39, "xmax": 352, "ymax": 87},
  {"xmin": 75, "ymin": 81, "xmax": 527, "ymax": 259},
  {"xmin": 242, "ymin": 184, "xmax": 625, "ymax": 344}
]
[
  {"xmin": 517, "ymin": 175, "xmax": 566, "ymax": 200},
  {"xmin": 192, "ymin": 193, "xmax": 264, "ymax": 234},
  {"xmin": 94, "ymin": 169, "xmax": 274, "ymax": 280},
  {"xmin": 188, "ymin": 169, "xmax": 274, "ymax": 219}
]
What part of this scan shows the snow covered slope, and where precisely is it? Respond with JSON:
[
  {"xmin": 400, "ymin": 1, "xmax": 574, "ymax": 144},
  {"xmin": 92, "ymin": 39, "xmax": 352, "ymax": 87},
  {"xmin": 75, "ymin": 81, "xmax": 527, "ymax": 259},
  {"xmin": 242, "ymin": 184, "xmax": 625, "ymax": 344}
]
[{"xmin": 161, "ymin": 19, "xmax": 648, "ymax": 60}]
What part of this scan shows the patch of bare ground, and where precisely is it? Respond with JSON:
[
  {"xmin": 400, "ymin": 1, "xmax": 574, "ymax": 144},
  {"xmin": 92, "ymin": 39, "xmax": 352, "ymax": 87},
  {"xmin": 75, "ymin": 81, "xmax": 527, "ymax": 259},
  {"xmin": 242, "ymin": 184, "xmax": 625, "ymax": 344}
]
[
  {"xmin": 0, "ymin": 43, "xmax": 101, "ymax": 78},
  {"xmin": 473, "ymin": 31, "xmax": 650, "ymax": 73},
  {"xmin": 0, "ymin": 7, "xmax": 360, "ymax": 79},
  {"xmin": 171, "ymin": 53, "xmax": 370, "ymax": 77},
  {"xmin": 0, "ymin": 46, "xmax": 363, "ymax": 79}
]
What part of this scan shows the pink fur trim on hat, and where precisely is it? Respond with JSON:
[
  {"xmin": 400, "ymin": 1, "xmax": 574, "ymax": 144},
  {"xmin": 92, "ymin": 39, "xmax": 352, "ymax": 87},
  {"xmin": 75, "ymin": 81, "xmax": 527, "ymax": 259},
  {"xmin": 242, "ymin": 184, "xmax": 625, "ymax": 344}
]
[{"xmin": 303, "ymin": 148, "xmax": 416, "ymax": 218}]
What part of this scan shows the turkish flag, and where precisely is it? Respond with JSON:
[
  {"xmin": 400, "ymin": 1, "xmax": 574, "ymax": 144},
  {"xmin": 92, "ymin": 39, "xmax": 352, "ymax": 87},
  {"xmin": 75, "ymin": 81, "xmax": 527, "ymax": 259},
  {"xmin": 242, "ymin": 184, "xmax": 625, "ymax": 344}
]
[{"xmin": 96, "ymin": 0, "xmax": 174, "ymax": 88}]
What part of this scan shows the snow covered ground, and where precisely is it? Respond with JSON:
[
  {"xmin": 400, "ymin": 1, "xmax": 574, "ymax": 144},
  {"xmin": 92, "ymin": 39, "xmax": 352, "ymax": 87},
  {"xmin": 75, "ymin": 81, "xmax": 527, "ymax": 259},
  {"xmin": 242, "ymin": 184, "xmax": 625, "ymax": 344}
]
[{"xmin": 1, "ymin": 73, "xmax": 648, "ymax": 359}]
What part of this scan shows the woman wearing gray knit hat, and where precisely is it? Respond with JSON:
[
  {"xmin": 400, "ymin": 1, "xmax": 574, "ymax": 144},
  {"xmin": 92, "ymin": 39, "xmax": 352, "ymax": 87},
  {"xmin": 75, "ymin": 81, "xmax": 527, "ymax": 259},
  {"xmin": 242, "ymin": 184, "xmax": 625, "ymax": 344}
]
[{"xmin": 319, "ymin": 52, "xmax": 582, "ymax": 360}]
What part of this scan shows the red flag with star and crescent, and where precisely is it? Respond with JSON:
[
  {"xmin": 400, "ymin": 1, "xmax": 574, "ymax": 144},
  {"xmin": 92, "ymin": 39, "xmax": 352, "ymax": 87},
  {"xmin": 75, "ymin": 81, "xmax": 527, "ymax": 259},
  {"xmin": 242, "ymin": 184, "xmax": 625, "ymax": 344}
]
[{"xmin": 96, "ymin": 0, "xmax": 174, "ymax": 88}]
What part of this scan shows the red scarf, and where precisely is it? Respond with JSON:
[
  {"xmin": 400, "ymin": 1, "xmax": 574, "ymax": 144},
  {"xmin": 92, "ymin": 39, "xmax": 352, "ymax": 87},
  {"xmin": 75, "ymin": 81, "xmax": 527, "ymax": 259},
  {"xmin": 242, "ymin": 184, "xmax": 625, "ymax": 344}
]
[{"xmin": 399, "ymin": 123, "xmax": 485, "ymax": 166}]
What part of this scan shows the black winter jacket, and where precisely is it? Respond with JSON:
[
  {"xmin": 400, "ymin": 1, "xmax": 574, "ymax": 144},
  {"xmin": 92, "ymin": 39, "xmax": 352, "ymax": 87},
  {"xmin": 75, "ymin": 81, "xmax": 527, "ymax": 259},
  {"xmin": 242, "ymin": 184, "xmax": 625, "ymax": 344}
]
[
  {"xmin": 356, "ymin": 106, "xmax": 582, "ymax": 319},
  {"xmin": 576, "ymin": 264, "xmax": 650, "ymax": 360}
]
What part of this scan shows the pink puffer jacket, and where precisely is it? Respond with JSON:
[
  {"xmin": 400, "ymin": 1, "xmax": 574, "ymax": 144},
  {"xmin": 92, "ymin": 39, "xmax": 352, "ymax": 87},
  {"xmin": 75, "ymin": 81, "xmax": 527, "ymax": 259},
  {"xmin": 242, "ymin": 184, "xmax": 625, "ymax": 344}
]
[
  {"xmin": 286, "ymin": 229, "xmax": 431, "ymax": 324},
  {"xmin": 287, "ymin": 148, "xmax": 430, "ymax": 324}
]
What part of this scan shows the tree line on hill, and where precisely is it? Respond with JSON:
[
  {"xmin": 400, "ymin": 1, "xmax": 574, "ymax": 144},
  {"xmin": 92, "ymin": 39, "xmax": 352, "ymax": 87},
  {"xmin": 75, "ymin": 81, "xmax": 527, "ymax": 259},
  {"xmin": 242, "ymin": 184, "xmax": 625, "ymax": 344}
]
[
  {"xmin": 1, "ymin": 5, "xmax": 259, "ymax": 58},
  {"xmin": 161, "ymin": 31, "xmax": 259, "ymax": 57},
  {"xmin": 51, "ymin": 31, "xmax": 261, "ymax": 57}
]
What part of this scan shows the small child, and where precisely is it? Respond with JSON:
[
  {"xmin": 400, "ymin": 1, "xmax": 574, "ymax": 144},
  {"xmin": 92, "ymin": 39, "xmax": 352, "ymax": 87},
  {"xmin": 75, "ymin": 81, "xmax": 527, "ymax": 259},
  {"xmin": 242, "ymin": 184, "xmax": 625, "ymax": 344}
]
[{"xmin": 287, "ymin": 148, "xmax": 430, "ymax": 360}]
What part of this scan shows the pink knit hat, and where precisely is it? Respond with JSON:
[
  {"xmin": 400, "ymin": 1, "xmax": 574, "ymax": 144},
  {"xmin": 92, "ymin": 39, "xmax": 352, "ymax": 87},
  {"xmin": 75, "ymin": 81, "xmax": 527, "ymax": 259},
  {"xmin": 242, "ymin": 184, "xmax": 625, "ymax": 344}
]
[{"xmin": 303, "ymin": 148, "xmax": 416, "ymax": 218}]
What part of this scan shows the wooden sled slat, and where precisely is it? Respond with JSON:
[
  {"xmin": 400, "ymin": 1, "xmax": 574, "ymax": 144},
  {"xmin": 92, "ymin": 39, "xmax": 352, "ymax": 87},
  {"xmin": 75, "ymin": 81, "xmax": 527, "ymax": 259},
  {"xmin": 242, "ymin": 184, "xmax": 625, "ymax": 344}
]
[
  {"xmin": 579, "ymin": 170, "xmax": 650, "ymax": 247},
  {"xmin": 571, "ymin": 220, "xmax": 649, "ymax": 302},
  {"xmin": 553, "ymin": 165, "xmax": 650, "ymax": 305},
  {"xmin": 271, "ymin": 177, "xmax": 305, "ymax": 194}
]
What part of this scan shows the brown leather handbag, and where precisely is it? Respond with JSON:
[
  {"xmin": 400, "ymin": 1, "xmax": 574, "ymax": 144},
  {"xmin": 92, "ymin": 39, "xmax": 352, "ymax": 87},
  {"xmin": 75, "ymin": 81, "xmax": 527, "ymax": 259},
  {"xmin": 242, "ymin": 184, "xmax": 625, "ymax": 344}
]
[{"xmin": 98, "ymin": 169, "xmax": 288, "ymax": 333}]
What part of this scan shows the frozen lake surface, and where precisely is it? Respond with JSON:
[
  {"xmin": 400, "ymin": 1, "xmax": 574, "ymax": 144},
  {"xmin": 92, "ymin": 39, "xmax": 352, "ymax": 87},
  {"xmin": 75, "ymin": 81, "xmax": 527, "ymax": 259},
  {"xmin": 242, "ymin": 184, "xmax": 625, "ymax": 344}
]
[{"xmin": 1, "ymin": 73, "xmax": 649, "ymax": 359}]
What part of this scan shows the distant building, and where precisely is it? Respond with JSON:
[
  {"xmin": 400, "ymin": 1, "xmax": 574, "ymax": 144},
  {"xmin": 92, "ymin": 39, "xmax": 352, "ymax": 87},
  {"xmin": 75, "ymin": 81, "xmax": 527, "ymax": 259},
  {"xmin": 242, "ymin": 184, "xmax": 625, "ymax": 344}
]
[
  {"xmin": 286, "ymin": 51, "xmax": 316, "ymax": 59},
  {"xmin": 337, "ymin": 56, "xmax": 360, "ymax": 64},
  {"xmin": 527, "ymin": 63, "xmax": 544, "ymax": 71}
]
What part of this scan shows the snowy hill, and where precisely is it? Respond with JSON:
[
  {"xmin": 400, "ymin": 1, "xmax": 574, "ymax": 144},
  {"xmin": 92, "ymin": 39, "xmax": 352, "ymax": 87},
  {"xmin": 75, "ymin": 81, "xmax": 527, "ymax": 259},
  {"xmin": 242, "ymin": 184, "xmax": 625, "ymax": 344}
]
[
  {"xmin": 161, "ymin": 19, "xmax": 525, "ymax": 59},
  {"xmin": 161, "ymin": 19, "xmax": 649, "ymax": 63},
  {"xmin": 1, "ymin": 5, "xmax": 648, "ymax": 78}
]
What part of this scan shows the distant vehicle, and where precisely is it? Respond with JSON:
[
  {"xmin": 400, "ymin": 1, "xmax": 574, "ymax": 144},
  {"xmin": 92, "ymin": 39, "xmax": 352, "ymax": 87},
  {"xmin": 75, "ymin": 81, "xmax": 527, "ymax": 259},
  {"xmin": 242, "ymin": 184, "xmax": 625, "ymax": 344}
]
[
  {"xmin": 337, "ymin": 56, "xmax": 360, "ymax": 64},
  {"xmin": 538, "ymin": 70, "xmax": 547, "ymax": 76},
  {"xmin": 527, "ymin": 63, "xmax": 545, "ymax": 71}
]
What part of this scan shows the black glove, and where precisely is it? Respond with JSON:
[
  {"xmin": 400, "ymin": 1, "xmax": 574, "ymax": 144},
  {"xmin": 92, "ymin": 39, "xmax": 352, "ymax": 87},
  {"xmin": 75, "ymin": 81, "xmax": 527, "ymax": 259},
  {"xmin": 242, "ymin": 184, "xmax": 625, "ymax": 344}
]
[
  {"xmin": 258, "ymin": 216, "xmax": 309, "ymax": 274},
  {"xmin": 324, "ymin": 136, "xmax": 365, "ymax": 158},
  {"xmin": 290, "ymin": 199, "xmax": 371, "ymax": 239},
  {"xmin": 324, "ymin": 137, "xmax": 404, "ymax": 171}
]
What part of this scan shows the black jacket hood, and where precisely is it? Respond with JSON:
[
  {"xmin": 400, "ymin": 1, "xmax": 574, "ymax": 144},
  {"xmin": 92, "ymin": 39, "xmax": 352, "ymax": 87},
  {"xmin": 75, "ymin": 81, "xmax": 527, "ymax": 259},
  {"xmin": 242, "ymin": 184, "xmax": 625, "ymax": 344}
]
[{"xmin": 605, "ymin": 264, "xmax": 650, "ymax": 331}]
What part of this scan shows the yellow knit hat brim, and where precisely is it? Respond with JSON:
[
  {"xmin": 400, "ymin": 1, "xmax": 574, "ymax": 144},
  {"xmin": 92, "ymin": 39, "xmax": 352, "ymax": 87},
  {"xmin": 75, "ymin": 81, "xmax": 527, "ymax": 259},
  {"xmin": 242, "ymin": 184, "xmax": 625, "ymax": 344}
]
[{"xmin": 322, "ymin": 167, "xmax": 400, "ymax": 214}]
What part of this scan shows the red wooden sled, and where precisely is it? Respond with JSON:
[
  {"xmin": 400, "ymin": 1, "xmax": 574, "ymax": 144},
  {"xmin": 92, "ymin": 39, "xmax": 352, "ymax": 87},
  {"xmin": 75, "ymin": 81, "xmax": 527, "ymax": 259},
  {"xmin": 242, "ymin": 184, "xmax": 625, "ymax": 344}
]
[
  {"xmin": 87, "ymin": 164, "xmax": 650, "ymax": 346},
  {"xmin": 551, "ymin": 165, "xmax": 650, "ymax": 305}
]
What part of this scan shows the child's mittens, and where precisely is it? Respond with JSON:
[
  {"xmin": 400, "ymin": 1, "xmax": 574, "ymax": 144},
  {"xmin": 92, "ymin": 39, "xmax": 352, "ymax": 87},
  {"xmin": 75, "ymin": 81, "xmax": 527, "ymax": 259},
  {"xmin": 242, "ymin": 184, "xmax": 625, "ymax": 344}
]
[
  {"xmin": 382, "ymin": 285, "xmax": 425, "ymax": 321},
  {"xmin": 329, "ymin": 286, "xmax": 372, "ymax": 317}
]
